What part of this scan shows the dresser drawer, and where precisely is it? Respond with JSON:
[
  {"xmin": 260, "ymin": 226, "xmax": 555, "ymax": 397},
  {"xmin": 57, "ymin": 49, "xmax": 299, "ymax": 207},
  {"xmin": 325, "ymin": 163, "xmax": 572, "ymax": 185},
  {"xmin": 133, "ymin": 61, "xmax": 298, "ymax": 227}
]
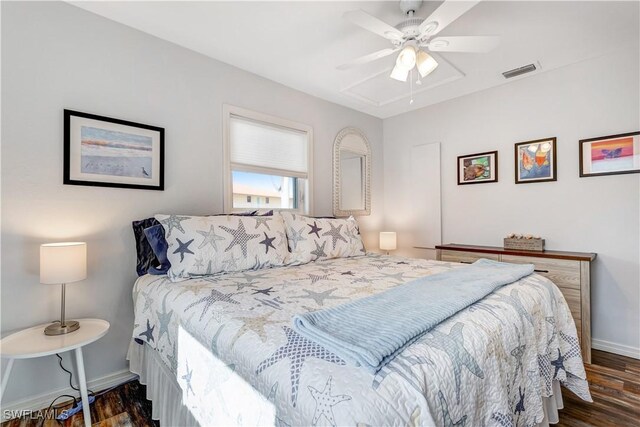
[
  {"xmin": 500, "ymin": 255, "xmax": 581, "ymax": 290},
  {"xmin": 440, "ymin": 250, "xmax": 500, "ymax": 264},
  {"xmin": 557, "ymin": 287, "xmax": 582, "ymax": 320}
]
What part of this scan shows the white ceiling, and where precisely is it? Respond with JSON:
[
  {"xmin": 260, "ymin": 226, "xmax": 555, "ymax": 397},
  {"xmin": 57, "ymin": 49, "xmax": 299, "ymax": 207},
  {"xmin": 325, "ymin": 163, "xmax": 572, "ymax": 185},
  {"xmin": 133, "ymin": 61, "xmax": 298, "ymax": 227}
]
[{"xmin": 69, "ymin": 1, "xmax": 639, "ymax": 119}]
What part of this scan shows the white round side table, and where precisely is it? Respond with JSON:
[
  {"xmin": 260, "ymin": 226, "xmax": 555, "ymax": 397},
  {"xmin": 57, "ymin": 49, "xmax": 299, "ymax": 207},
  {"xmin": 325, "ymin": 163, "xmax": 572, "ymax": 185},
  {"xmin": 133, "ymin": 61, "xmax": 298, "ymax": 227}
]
[{"xmin": 0, "ymin": 318, "xmax": 110, "ymax": 427}]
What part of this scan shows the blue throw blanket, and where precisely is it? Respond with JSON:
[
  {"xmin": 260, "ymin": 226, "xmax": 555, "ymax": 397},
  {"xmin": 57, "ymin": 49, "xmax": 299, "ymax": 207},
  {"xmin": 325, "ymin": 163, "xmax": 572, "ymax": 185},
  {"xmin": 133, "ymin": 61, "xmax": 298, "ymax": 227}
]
[{"xmin": 292, "ymin": 259, "xmax": 534, "ymax": 373}]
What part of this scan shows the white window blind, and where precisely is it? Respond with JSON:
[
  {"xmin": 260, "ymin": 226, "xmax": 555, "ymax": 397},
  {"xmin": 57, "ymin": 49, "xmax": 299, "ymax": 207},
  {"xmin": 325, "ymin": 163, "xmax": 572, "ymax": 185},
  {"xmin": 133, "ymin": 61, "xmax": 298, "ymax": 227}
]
[{"xmin": 229, "ymin": 115, "xmax": 308, "ymax": 178}]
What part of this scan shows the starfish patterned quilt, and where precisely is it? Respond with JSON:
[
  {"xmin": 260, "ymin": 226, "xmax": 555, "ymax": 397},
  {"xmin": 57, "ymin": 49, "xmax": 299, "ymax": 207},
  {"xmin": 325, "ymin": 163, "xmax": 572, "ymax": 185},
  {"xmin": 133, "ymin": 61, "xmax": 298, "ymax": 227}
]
[{"xmin": 131, "ymin": 254, "xmax": 591, "ymax": 426}]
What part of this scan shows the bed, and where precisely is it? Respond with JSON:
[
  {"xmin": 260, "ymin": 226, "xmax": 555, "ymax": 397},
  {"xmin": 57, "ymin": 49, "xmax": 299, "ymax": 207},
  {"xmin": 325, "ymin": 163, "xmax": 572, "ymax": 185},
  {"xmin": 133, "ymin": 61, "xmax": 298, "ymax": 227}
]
[{"xmin": 128, "ymin": 253, "xmax": 591, "ymax": 426}]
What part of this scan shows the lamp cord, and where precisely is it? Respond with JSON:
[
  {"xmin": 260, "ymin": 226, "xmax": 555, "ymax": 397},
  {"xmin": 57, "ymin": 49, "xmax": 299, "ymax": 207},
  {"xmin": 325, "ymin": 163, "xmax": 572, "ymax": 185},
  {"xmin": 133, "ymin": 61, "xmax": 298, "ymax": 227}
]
[
  {"xmin": 55, "ymin": 353, "xmax": 95, "ymax": 396},
  {"xmin": 36, "ymin": 354, "xmax": 96, "ymax": 426},
  {"xmin": 39, "ymin": 394, "xmax": 77, "ymax": 427}
]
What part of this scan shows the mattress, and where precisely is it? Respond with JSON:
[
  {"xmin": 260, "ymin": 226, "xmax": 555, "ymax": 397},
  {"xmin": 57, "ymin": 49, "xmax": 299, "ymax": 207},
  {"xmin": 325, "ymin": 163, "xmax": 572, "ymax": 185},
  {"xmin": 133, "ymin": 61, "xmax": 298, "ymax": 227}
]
[{"xmin": 130, "ymin": 254, "xmax": 591, "ymax": 426}]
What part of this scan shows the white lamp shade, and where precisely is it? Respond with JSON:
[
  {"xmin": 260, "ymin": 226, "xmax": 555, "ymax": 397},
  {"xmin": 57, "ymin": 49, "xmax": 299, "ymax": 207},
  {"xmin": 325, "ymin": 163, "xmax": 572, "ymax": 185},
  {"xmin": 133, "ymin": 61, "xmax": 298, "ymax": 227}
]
[
  {"xmin": 390, "ymin": 65, "xmax": 409, "ymax": 82},
  {"xmin": 416, "ymin": 50, "xmax": 438, "ymax": 78},
  {"xmin": 40, "ymin": 242, "xmax": 87, "ymax": 284},
  {"xmin": 397, "ymin": 46, "xmax": 417, "ymax": 69},
  {"xmin": 379, "ymin": 232, "xmax": 397, "ymax": 251}
]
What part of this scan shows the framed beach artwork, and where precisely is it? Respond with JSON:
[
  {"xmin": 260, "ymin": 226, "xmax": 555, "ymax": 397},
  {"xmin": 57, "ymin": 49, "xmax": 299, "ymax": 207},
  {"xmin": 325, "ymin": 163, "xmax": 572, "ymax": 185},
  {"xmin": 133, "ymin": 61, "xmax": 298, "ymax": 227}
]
[
  {"xmin": 515, "ymin": 137, "xmax": 556, "ymax": 184},
  {"xmin": 457, "ymin": 151, "xmax": 498, "ymax": 185},
  {"xmin": 579, "ymin": 131, "xmax": 640, "ymax": 177},
  {"xmin": 64, "ymin": 110, "xmax": 164, "ymax": 190}
]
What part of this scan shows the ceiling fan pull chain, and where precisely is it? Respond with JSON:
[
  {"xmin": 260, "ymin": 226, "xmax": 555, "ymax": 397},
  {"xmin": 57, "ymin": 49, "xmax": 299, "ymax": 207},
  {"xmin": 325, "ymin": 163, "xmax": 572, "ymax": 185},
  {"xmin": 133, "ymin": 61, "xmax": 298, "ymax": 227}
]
[{"xmin": 409, "ymin": 69, "xmax": 414, "ymax": 104}]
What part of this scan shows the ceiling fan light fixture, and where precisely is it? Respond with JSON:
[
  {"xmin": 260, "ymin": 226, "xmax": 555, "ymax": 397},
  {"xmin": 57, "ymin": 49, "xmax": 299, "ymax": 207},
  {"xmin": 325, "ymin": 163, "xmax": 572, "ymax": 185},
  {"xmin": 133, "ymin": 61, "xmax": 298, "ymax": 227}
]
[
  {"xmin": 416, "ymin": 50, "xmax": 438, "ymax": 78},
  {"xmin": 396, "ymin": 45, "xmax": 417, "ymax": 70},
  {"xmin": 390, "ymin": 64, "xmax": 410, "ymax": 82}
]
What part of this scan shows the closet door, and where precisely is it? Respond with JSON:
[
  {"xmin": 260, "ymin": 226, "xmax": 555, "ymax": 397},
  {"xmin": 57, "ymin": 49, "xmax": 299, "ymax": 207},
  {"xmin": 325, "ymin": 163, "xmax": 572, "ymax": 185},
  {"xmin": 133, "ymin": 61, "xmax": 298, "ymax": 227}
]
[{"xmin": 410, "ymin": 142, "xmax": 442, "ymax": 254}]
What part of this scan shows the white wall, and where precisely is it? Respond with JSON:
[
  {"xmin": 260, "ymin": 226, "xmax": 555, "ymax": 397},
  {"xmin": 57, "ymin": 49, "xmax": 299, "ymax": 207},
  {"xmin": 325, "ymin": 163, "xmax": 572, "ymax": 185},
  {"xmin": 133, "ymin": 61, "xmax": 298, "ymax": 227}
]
[
  {"xmin": 383, "ymin": 47, "xmax": 640, "ymax": 354},
  {"xmin": 2, "ymin": 0, "xmax": 638, "ymax": 410},
  {"xmin": 0, "ymin": 1, "xmax": 383, "ymax": 404}
]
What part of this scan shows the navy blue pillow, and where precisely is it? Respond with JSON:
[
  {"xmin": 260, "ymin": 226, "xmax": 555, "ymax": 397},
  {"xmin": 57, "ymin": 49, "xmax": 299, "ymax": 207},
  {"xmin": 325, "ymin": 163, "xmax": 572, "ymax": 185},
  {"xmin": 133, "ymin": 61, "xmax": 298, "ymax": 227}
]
[
  {"xmin": 133, "ymin": 211, "xmax": 273, "ymax": 276},
  {"xmin": 229, "ymin": 210, "xmax": 258, "ymax": 216},
  {"xmin": 132, "ymin": 218, "xmax": 160, "ymax": 276},
  {"xmin": 214, "ymin": 210, "xmax": 274, "ymax": 217},
  {"xmin": 143, "ymin": 224, "xmax": 171, "ymax": 275}
]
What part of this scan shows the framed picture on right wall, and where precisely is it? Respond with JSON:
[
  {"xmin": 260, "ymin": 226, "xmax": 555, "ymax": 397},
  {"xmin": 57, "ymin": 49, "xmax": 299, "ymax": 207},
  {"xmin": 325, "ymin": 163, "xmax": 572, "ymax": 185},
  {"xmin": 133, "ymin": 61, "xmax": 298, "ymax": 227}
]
[{"xmin": 579, "ymin": 131, "xmax": 640, "ymax": 177}]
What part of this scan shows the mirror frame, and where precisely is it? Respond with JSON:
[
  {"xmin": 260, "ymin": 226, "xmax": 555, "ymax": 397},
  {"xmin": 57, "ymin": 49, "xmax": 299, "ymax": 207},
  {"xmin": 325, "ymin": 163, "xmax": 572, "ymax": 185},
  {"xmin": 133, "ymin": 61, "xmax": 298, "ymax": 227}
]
[{"xmin": 333, "ymin": 127, "xmax": 371, "ymax": 217}]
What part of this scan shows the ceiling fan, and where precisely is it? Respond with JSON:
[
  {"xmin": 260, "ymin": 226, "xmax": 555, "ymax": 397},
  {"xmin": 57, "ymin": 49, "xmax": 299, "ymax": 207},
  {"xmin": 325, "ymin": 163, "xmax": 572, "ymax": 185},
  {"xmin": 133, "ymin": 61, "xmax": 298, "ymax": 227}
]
[{"xmin": 338, "ymin": 0, "xmax": 499, "ymax": 85}]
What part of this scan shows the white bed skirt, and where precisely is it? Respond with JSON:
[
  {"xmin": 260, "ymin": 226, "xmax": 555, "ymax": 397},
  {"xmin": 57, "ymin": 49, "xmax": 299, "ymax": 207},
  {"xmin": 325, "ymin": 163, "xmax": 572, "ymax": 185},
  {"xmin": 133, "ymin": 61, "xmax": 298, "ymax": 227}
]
[
  {"xmin": 128, "ymin": 341, "xmax": 198, "ymax": 426},
  {"xmin": 540, "ymin": 380, "xmax": 564, "ymax": 426},
  {"xmin": 127, "ymin": 342, "xmax": 564, "ymax": 427}
]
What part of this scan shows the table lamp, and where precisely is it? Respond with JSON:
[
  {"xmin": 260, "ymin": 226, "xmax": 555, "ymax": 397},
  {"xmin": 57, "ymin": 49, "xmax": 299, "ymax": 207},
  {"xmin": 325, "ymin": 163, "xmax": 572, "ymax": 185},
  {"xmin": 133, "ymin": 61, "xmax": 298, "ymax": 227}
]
[
  {"xmin": 40, "ymin": 242, "xmax": 86, "ymax": 335},
  {"xmin": 379, "ymin": 232, "xmax": 397, "ymax": 255}
]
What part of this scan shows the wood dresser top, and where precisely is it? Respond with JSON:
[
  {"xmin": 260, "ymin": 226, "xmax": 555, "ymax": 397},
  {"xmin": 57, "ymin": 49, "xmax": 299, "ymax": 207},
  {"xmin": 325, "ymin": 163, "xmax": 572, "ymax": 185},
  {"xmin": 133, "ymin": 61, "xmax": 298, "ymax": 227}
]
[{"xmin": 436, "ymin": 243, "xmax": 597, "ymax": 262}]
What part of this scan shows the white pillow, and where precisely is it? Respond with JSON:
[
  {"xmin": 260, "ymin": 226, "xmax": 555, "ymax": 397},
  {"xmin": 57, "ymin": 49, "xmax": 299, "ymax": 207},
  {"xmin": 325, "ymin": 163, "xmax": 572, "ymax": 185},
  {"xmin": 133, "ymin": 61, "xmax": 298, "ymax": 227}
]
[
  {"xmin": 281, "ymin": 212, "xmax": 365, "ymax": 265},
  {"xmin": 156, "ymin": 213, "xmax": 290, "ymax": 282}
]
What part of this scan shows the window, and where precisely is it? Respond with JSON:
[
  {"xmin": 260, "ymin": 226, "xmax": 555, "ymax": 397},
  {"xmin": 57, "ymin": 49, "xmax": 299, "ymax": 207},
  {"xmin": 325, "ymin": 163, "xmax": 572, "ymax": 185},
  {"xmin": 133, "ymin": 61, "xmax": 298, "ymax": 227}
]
[{"xmin": 224, "ymin": 105, "xmax": 312, "ymax": 213}]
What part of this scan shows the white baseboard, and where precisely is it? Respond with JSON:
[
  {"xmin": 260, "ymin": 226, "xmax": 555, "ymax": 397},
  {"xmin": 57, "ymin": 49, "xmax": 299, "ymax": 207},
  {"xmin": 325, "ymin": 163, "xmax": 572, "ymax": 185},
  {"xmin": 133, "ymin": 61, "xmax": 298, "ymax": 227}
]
[
  {"xmin": 0, "ymin": 369, "xmax": 137, "ymax": 421},
  {"xmin": 592, "ymin": 339, "xmax": 640, "ymax": 360}
]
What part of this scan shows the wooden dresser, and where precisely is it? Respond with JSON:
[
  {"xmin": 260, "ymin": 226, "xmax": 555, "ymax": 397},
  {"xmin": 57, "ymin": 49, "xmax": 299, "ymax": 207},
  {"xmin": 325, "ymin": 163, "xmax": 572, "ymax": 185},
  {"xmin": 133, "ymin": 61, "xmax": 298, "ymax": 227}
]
[{"xmin": 435, "ymin": 243, "xmax": 596, "ymax": 363}]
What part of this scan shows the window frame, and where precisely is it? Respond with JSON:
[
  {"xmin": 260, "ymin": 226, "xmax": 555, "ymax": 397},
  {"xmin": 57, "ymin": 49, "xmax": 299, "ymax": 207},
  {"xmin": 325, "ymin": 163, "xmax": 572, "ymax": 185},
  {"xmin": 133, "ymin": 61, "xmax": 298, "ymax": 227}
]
[{"xmin": 222, "ymin": 104, "xmax": 313, "ymax": 214}]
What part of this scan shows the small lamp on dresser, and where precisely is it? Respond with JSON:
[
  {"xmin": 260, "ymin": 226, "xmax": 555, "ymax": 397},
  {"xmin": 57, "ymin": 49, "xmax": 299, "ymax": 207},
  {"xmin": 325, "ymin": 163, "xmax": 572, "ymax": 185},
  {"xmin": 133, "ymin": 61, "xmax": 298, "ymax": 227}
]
[
  {"xmin": 40, "ymin": 242, "xmax": 87, "ymax": 335},
  {"xmin": 379, "ymin": 232, "xmax": 397, "ymax": 255}
]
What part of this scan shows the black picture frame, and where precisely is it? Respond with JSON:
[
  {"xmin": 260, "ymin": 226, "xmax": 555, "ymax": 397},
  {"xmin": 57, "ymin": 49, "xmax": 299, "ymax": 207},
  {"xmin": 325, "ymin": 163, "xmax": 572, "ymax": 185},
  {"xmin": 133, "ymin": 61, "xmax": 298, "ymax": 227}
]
[
  {"xmin": 579, "ymin": 131, "xmax": 640, "ymax": 178},
  {"xmin": 514, "ymin": 137, "xmax": 557, "ymax": 184},
  {"xmin": 457, "ymin": 150, "xmax": 499, "ymax": 185},
  {"xmin": 64, "ymin": 109, "xmax": 164, "ymax": 190}
]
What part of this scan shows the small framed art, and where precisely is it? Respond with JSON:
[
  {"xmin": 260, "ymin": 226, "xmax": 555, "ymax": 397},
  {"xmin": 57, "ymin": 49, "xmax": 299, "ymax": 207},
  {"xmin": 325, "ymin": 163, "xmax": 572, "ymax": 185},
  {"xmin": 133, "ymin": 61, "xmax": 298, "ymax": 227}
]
[
  {"xmin": 457, "ymin": 151, "xmax": 498, "ymax": 185},
  {"xmin": 64, "ymin": 109, "xmax": 164, "ymax": 190},
  {"xmin": 515, "ymin": 137, "xmax": 556, "ymax": 184},
  {"xmin": 579, "ymin": 131, "xmax": 639, "ymax": 177}
]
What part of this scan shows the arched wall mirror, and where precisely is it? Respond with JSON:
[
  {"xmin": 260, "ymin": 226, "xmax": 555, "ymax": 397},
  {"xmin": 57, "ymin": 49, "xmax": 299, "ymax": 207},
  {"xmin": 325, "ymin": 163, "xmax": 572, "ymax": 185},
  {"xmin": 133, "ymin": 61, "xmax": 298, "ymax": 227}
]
[{"xmin": 333, "ymin": 127, "xmax": 371, "ymax": 217}]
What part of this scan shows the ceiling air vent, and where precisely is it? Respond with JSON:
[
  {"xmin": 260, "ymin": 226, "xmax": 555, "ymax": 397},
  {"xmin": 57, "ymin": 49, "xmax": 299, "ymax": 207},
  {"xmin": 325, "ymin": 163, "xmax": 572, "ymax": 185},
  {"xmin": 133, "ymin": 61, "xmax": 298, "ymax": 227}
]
[{"xmin": 502, "ymin": 64, "xmax": 537, "ymax": 79}]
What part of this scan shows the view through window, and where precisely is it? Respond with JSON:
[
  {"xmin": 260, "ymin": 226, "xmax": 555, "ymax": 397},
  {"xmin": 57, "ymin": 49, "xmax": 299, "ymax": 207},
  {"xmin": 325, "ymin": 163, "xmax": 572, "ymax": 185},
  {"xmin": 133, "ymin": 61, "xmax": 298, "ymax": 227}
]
[{"xmin": 232, "ymin": 170, "xmax": 300, "ymax": 210}]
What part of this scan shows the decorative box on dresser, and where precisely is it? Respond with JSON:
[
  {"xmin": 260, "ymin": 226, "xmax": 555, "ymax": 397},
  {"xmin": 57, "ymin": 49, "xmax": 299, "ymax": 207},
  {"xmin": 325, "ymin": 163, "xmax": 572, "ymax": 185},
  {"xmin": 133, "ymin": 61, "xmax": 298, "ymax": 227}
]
[{"xmin": 435, "ymin": 244, "xmax": 596, "ymax": 364}]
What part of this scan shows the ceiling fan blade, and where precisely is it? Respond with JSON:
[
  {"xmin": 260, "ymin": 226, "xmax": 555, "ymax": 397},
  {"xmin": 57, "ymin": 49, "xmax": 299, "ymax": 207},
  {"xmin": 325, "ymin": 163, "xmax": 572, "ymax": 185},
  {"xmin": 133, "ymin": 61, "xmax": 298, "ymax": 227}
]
[
  {"xmin": 427, "ymin": 36, "xmax": 499, "ymax": 53},
  {"xmin": 337, "ymin": 48, "xmax": 400, "ymax": 70},
  {"xmin": 344, "ymin": 10, "xmax": 405, "ymax": 41},
  {"xmin": 418, "ymin": 0, "xmax": 481, "ymax": 39}
]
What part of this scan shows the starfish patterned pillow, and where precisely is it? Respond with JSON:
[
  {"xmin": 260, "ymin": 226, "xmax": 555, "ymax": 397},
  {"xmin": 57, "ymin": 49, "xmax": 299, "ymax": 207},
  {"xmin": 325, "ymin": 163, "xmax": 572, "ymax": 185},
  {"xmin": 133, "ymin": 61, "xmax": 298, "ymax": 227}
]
[
  {"xmin": 281, "ymin": 212, "xmax": 365, "ymax": 265},
  {"xmin": 155, "ymin": 213, "xmax": 290, "ymax": 282}
]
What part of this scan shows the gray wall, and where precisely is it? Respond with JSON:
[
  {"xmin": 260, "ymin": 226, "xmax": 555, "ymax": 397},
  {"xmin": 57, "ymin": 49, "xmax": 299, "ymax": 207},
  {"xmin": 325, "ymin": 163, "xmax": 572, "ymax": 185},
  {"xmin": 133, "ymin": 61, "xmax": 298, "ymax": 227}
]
[
  {"xmin": 383, "ymin": 47, "xmax": 640, "ymax": 355},
  {"xmin": 1, "ymin": 1, "xmax": 383, "ymax": 404}
]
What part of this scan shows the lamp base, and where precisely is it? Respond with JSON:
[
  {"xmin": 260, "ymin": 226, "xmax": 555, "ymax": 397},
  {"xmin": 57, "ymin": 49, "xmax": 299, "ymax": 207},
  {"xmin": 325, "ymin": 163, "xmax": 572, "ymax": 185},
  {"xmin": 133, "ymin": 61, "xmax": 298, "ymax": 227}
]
[{"xmin": 44, "ymin": 320, "xmax": 80, "ymax": 336}]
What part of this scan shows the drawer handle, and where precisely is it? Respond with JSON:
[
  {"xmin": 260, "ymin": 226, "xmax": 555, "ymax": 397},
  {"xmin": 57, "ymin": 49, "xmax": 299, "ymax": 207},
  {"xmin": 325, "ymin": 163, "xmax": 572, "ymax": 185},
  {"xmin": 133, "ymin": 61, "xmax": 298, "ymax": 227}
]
[{"xmin": 534, "ymin": 269, "xmax": 549, "ymax": 273}]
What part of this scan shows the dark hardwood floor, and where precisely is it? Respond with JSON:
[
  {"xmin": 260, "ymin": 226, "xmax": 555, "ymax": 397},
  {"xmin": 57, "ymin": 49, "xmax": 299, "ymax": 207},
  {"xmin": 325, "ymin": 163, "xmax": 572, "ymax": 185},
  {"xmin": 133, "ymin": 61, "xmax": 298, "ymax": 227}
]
[
  {"xmin": 558, "ymin": 350, "xmax": 640, "ymax": 426},
  {"xmin": 1, "ymin": 381, "xmax": 157, "ymax": 427},
  {"xmin": 2, "ymin": 350, "xmax": 638, "ymax": 426}
]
